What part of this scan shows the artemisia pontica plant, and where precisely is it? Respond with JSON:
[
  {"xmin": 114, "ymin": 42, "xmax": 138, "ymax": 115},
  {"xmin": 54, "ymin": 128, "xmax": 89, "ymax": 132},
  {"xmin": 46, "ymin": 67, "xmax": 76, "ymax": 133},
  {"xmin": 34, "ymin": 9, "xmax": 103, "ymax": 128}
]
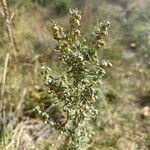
[{"xmin": 35, "ymin": 9, "xmax": 112, "ymax": 150}]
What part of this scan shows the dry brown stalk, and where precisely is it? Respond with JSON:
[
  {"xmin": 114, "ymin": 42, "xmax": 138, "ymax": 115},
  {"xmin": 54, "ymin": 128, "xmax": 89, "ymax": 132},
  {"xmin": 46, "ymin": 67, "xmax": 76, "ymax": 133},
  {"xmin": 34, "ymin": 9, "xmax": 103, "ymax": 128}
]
[{"xmin": 1, "ymin": 0, "xmax": 19, "ymax": 54}]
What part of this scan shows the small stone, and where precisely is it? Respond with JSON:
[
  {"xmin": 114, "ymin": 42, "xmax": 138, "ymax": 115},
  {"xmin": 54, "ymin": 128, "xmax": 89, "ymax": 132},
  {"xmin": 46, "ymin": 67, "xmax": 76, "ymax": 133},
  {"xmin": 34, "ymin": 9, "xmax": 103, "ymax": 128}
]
[{"xmin": 141, "ymin": 106, "xmax": 150, "ymax": 118}]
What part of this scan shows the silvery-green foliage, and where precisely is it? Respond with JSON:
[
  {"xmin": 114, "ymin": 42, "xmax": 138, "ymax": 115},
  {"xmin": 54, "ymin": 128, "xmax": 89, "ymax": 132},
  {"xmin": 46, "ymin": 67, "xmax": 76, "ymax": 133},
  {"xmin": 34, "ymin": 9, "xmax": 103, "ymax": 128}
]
[{"xmin": 35, "ymin": 9, "xmax": 112, "ymax": 150}]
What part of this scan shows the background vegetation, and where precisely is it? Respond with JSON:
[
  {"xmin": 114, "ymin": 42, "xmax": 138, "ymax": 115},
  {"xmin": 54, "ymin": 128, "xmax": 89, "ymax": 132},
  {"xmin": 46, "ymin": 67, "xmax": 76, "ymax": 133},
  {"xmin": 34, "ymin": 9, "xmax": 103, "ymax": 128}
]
[{"xmin": 0, "ymin": 0, "xmax": 150, "ymax": 149}]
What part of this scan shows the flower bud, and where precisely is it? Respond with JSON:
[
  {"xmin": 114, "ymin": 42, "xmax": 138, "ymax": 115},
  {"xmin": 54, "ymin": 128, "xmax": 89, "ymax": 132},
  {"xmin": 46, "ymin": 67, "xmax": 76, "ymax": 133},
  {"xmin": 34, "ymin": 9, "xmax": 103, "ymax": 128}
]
[
  {"xmin": 98, "ymin": 40, "xmax": 105, "ymax": 46},
  {"xmin": 108, "ymin": 62, "xmax": 113, "ymax": 68},
  {"xmin": 100, "ymin": 68, "xmax": 106, "ymax": 75},
  {"xmin": 106, "ymin": 20, "xmax": 111, "ymax": 26},
  {"xmin": 58, "ymin": 26, "xmax": 63, "ymax": 32},
  {"xmin": 96, "ymin": 44, "xmax": 101, "ymax": 48},
  {"xmin": 73, "ymin": 19, "xmax": 80, "ymax": 27},
  {"xmin": 82, "ymin": 38, "xmax": 86, "ymax": 43},
  {"xmin": 95, "ymin": 27, "xmax": 100, "ymax": 33},
  {"xmin": 101, "ymin": 26, "xmax": 108, "ymax": 31},
  {"xmin": 97, "ymin": 80, "xmax": 102, "ymax": 84},
  {"xmin": 101, "ymin": 31, "xmax": 108, "ymax": 36},
  {"xmin": 53, "ymin": 33, "xmax": 62, "ymax": 40},
  {"xmin": 100, "ymin": 60, "xmax": 108, "ymax": 68},
  {"xmin": 75, "ymin": 14, "xmax": 81, "ymax": 20},
  {"xmin": 52, "ymin": 25, "xmax": 59, "ymax": 32},
  {"xmin": 74, "ymin": 30, "xmax": 81, "ymax": 36}
]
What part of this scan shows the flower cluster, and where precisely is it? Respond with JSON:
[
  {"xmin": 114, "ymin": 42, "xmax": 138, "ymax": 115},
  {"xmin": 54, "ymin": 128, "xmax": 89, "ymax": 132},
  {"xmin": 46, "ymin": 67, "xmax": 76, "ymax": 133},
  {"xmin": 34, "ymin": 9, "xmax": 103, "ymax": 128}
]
[
  {"xmin": 91, "ymin": 20, "xmax": 110, "ymax": 48},
  {"xmin": 36, "ymin": 9, "xmax": 112, "ymax": 150}
]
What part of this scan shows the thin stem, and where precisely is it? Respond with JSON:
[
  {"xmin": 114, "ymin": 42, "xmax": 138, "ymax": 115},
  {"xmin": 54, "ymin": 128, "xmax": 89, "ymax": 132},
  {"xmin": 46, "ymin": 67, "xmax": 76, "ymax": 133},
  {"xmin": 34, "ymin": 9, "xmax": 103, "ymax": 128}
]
[{"xmin": 1, "ymin": 53, "xmax": 9, "ymax": 97}]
